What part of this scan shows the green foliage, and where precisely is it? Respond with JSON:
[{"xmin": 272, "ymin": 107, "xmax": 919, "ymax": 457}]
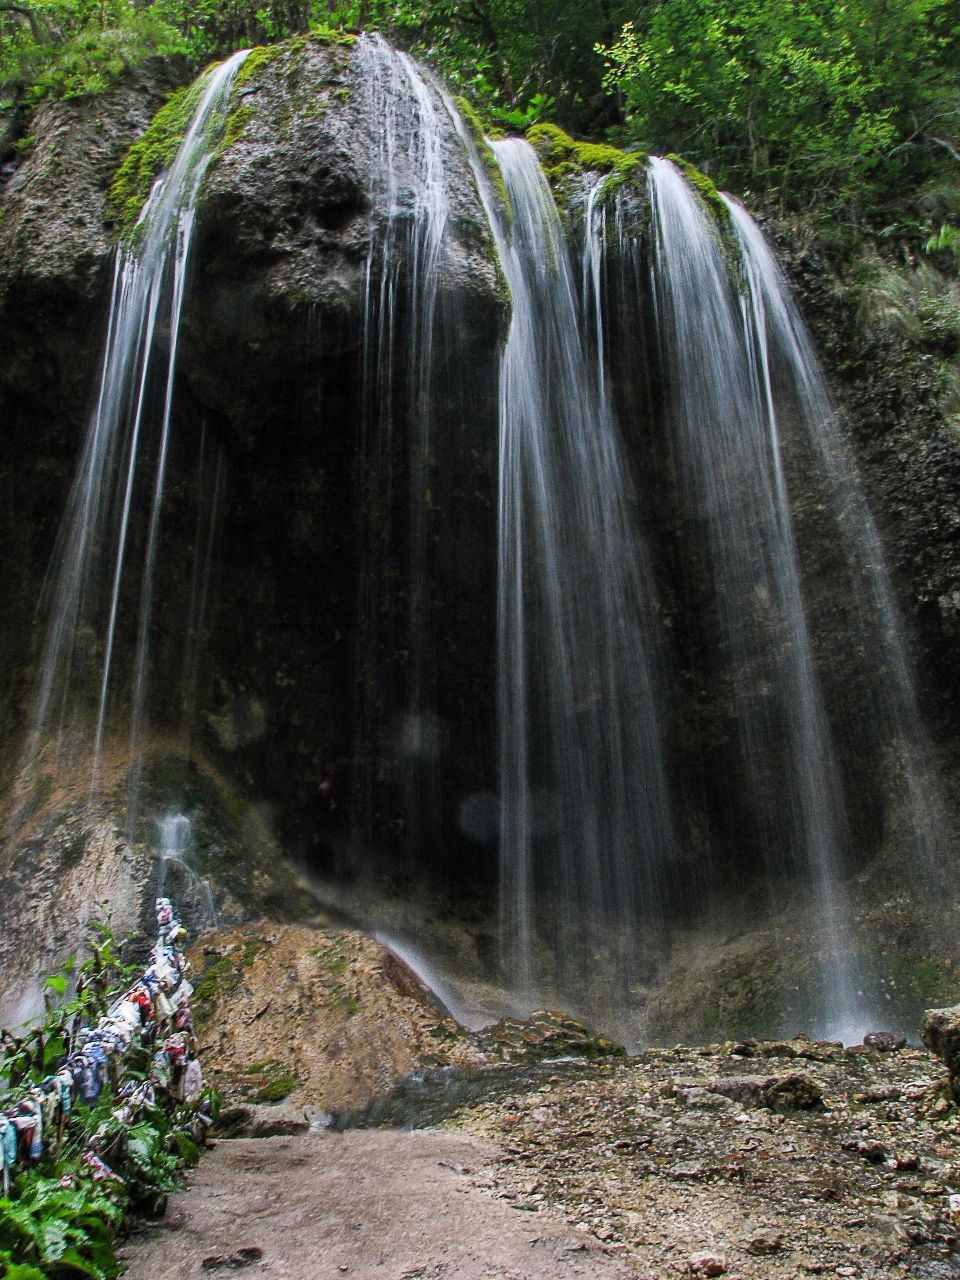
[
  {"xmin": 0, "ymin": 4, "xmax": 188, "ymax": 111},
  {"xmin": 0, "ymin": 1175, "xmax": 123, "ymax": 1280},
  {"xmin": 2, "ymin": 930, "xmax": 136, "ymax": 1092},
  {"xmin": 0, "ymin": 922, "xmax": 219, "ymax": 1280},
  {"xmin": 854, "ymin": 253, "xmax": 960, "ymax": 350},
  {"xmin": 600, "ymin": 0, "xmax": 960, "ymax": 219},
  {"xmin": 927, "ymin": 223, "xmax": 960, "ymax": 266}
]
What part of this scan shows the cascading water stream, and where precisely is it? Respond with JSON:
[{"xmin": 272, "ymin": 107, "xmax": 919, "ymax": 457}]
[
  {"xmin": 154, "ymin": 813, "xmax": 216, "ymax": 921},
  {"xmin": 25, "ymin": 50, "xmax": 248, "ymax": 809},
  {"xmin": 644, "ymin": 157, "xmax": 866, "ymax": 1033},
  {"xmin": 723, "ymin": 197, "xmax": 945, "ymax": 876},
  {"xmin": 484, "ymin": 139, "xmax": 674, "ymax": 1007},
  {"xmin": 351, "ymin": 35, "xmax": 454, "ymax": 860}
]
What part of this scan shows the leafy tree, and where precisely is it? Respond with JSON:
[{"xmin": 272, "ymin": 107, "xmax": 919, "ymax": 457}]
[{"xmin": 599, "ymin": 0, "xmax": 960, "ymax": 216}]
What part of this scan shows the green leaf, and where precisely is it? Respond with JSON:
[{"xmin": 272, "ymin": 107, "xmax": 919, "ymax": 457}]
[
  {"xmin": 48, "ymin": 1247, "xmax": 109, "ymax": 1279},
  {"xmin": 37, "ymin": 1218, "xmax": 69, "ymax": 1265}
]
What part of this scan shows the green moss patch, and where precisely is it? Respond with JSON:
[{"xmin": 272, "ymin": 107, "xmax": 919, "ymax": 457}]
[
  {"xmin": 107, "ymin": 74, "xmax": 207, "ymax": 238},
  {"xmin": 309, "ymin": 25, "xmax": 357, "ymax": 47},
  {"xmin": 253, "ymin": 1073, "xmax": 300, "ymax": 1103},
  {"xmin": 526, "ymin": 122, "xmax": 646, "ymax": 203},
  {"xmin": 454, "ymin": 94, "xmax": 511, "ymax": 218},
  {"xmin": 220, "ymin": 102, "xmax": 252, "ymax": 151},
  {"xmin": 191, "ymin": 953, "xmax": 242, "ymax": 1027},
  {"xmin": 664, "ymin": 153, "xmax": 730, "ymax": 227}
]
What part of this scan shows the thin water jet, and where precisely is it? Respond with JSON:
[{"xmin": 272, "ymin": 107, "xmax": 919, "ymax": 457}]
[{"xmin": 22, "ymin": 50, "xmax": 248, "ymax": 818}]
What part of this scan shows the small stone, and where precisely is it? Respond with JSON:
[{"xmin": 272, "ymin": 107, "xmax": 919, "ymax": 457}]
[
  {"xmin": 894, "ymin": 1152, "xmax": 920, "ymax": 1170},
  {"xmin": 746, "ymin": 1232, "xmax": 783, "ymax": 1256},
  {"xmin": 201, "ymin": 1248, "xmax": 263, "ymax": 1271},
  {"xmin": 857, "ymin": 1141, "xmax": 888, "ymax": 1163},
  {"xmin": 689, "ymin": 1252, "xmax": 726, "ymax": 1276},
  {"xmin": 863, "ymin": 1032, "xmax": 906, "ymax": 1052}
]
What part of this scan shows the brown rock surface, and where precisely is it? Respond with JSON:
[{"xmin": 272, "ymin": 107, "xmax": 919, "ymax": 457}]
[
  {"xmin": 920, "ymin": 1004, "xmax": 960, "ymax": 1099},
  {"xmin": 191, "ymin": 921, "xmax": 486, "ymax": 1112}
]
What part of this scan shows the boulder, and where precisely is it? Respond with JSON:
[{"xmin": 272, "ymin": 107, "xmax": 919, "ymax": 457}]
[{"xmin": 920, "ymin": 1004, "xmax": 960, "ymax": 1098}]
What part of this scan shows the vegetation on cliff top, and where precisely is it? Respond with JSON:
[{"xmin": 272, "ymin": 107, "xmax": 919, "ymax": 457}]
[{"xmin": 3, "ymin": 2, "xmax": 956, "ymax": 227}]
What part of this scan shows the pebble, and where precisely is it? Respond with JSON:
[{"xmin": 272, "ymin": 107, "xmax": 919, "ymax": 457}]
[
  {"xmin": 746, "ymin": 1231, "xmax": 783, "ymax": 1255},
  {"xmin": 689, "ymin": 1252, "xmax": 726, "ymax": 1276}
]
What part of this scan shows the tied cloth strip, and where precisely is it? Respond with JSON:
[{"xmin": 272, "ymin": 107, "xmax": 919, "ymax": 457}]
[{"xmin": 0, "ymin": 897, "xmax": 206, "ymax": 1190}]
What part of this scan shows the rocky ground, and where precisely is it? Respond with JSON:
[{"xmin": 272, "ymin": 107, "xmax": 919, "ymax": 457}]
[
  {"xmin": 190, "ymin": 920, "xmax": 622, "ymax": 1118},
  {"xmin": 121, "ymin": 917, "xmax": 960, "ymax": 1280}
]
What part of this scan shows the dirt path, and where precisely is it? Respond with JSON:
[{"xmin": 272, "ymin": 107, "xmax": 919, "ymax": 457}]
[{"xmin": 121, "ymin": 1129, "xmax": 640, "ymax": 1280}]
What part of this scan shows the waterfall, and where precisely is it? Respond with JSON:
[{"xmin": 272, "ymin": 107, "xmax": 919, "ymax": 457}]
[
  {"xmin": 723, "ymin": 197, "xmax": 945, "ymax": 877},
  {"xmin": 13, "ymin": 33, "xmax": 947, "ymax": 1041},
  {"xmin": 351, "ymin": 35, "xmax": 450, "ymax": 860},
  {"xmin": 24, "ymin": 51, "xmax": 247, "ymax": 813},
  {"xmin": 488, "ymin": 139, "xmax": 674, "ymax": 1007},
  {"xmin": 351, "ymin": 35, "xmax": 497, "ymax": 876},
  {"xmin": 644, "ymin": 157, "xmax": 863, "ymax": 1033},
  {"xmin": 154, "ymin": 813, "xmax": 217, "ymax": 922}
]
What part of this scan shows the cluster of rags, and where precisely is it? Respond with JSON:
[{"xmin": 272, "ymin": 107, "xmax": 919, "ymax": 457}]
[{"xmin": 0, "ymin": 896, "xmax": 209, "ymax": 1195}]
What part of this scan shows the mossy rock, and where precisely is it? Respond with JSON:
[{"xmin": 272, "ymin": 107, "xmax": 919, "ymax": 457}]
[
  {"xmin": 526, "ymin": 122, "xmax": 647, "ymax": 206},
  {"xmin": 253, "ymin": 1072, "xmax": 300, "ymax": 1103},
  {"xmin": 663, "ymin": 153, "xmax": 730, "ymax": 229},
  {"xmin": 107, "ymin": 72, "xmax": 210, "ymax": 239},
  {"xmin": 454, "ymin": 95, "xmax": 511, "ymax": 220}
]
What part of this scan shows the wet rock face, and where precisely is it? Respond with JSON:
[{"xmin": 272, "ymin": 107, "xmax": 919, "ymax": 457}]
[
  {"xmin": 0, "ymin": 39, "xmax": 505, "ymax": 883},
  {"xmin": 180, "ymin": 36, "xmax": 502, "ymax": 439},
  {"xmin": 920, "ymin": 1005, "xmax": 960, "ymax": 1098},
  {"xmin": 0, "ymin": 57, "xmax": 192, "ymax": 437},
  {"xmin": 0, "ymin": 748, "xmax": 317, "ymax": 1025},
  {"xmin": 0, "ymin": 58, "xmax": 193, "ymax": 763},
  {"xmin": 764, "ymin": 222, "xmax": 960, "ymax": 743}
]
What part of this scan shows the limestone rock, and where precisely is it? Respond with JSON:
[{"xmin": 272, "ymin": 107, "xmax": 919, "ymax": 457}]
[
  {"xmin": 688, "ymin": 1252, "xmax": 726, "ymax": 1276},
  {"xmin": 920, "ymin": 1004, "xmax": 960, "ymax": 1097},
  {"xmin": 214, "ymin": 1104, "xmax": 309, "ymax": 1139},
  {"xmin": 191, "ymin": 920, "xmax": 486, "ymax": 1113},
  {"xmin": 181, "ymin": 35, "xmax": 504, "ymax": 438},
  {"xmin": 0, "ymin": 57, "xmax": 192, "ymax": 404},
  {"xmin": 475, "ymin": 1009, "xmax": 625, "ymax": 1063},
  {"xmin": 863, "ymin": 1031, "xmax": 907, "ymax": 1052},
  {"xmin": 667, "ymin": 1072, "xmax": 823, "ymax": 1113}
]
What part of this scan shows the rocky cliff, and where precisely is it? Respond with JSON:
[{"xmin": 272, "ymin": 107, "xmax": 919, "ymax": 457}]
[{"xmin": 0, "ymin": 35, "xmax": 958, "ymax": 1040}]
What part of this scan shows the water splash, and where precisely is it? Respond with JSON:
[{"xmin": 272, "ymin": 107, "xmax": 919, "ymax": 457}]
[{"xmin": 154, "ymin": 813, "xmax": 217, "ymax": 923}]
